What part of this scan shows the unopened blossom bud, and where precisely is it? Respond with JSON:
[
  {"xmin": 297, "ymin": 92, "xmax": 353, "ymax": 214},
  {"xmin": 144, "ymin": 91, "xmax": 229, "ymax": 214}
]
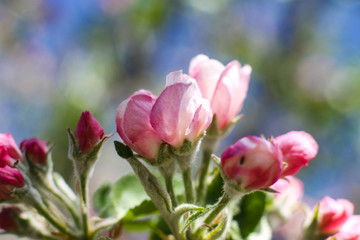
[
  {"xmin": 0, "ymin": 206, "xmax": 21, "ymax": 231},
  {"xmin": 0, "ymin": 165, "xmax": 25, "ymax": 201},
  {"xmin": 317, "ymin": 196, "xmax": 354, "ymax": 235},
  {"xmin": 274, "ymin": 131, "xmax": 318, "ymax": 176},
  {"xmin": 221, "ymin": 136, "xmax": 283, "ymax": 190},
  {"xmin": 20, "ymin": 138, "xmax": 48, "ymax": 166},
  {"xmin": 150, "ymin": 71, "xmax": 212, "ymax": 149},
  {"xmin": 116, "ymin": 90, "xmax": 163, "ymax": 160},
  {"xmin": 0, "ymin": 146, "xmax": 16, "ymax": 167},
  {"xmin": 189, "ymin": 54, "xmax": 251, "ymax": 132},
  {"xmin": 74, "ymin": 111, "xmax": 105, "ymax": 154},
  {"xmin": 0, "ymin": 133, "xmax": 22, "ymax": 165}
]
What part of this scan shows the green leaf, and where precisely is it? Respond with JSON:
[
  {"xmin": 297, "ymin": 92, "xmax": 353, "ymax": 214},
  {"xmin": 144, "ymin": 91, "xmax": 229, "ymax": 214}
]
[
  {"xmin": 233, "ymin": 191, "xmax": 266, "ymax": 239},
  {"xmin": 99, "ymin": 238, "xmax": 113, "ymax": 240},
  {"xmin": 114, "ymin": 141, "xmax": 133, "ymax": 159},
  {"xmin": 92, "ymin": 182, "xmax": 114, "ymax": 217},
  {"xmin": 92, "ymin": 173, "xmax": 158, "ymax": 221},
  {"xmin": 205, "ymin": 170, "xmax": 224, "ymax": 205}
]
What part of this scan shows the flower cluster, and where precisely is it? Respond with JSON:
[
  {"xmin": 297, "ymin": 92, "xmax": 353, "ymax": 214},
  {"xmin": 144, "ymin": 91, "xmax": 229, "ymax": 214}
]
[{"xmin": 0, "ymin": 54, "xmax": 356, "ymax": 240}]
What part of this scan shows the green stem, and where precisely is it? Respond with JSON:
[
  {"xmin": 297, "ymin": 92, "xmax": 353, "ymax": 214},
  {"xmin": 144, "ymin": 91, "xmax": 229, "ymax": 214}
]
[
  {"xmin": 182, "ymin": 167, "xmax": 195, "ymax": 204},
  {"xmin": 159, "ymin": 160, "xmax": 178, "ymax": 207},
  {"xmin": 204, "ymin": 193, "xmax": 231, "ymax": 225},
  {"xmin": 34, "ymin": 202, "xmax": 78, "ymax": 239},
  {"xmin": 164, "ymin": 174, "xmax": 178, "ymax": 207},
  {"xmin": 177, "ymin": 154, "xmax": 195, "ymax": 204},
  {"xmin": 79, "ymin": 174, "xmax": 90, "ymax": 240},
  {"xmin": 196, "ymin": 149, "xmax": 212, "ymax": 205}
]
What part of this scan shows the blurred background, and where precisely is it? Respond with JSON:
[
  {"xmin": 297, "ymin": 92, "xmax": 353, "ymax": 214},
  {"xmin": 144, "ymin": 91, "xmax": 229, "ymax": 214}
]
[{"xmin": 0, "ymin": 0, "xmax": 360, "ymax": 239}]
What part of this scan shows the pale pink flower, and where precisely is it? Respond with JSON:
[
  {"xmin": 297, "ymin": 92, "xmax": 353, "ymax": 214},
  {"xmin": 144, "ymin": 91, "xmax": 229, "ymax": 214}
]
[
  {"xmin": 221, "ymin": 136, "xmax": 283, "ymax": 189},
  {"xmin": 340, "ymin": 215, "xmax": 360, "ymax": 234},
  {"xmin": 74, "ymin": 111, "xmax": 105, "ymax": 154},
  {"xmin": 271, "ymin": 176, "xmax": 304, "ymax": 218},
  {"xmin": 20, "ymin": 138, "xmax": 48, "ymax": 166},
  {"xmin": 189, "ymin": 54, "xmax": 251, "ymax": 131},
  {"xmin": 274, "ymin": 131, "xmax": 318, "ymax": 176},
  {"xmin": 317, "ymin": 196, "xmax": 354, "ymax": 235},
  {"xmin": 116, "ymin": 90, "xmax": 163, "ymax": 160},
  {"xmin": 326, "ymin": 232, "xmax": 360, "ymax": 240},
  {"xmin": 0, "ymin": 133, "xmax": 22, "ymax": 165},
  {"xmin": 150, "ymin": 71, "xmax": 212, "ymax": 148}
]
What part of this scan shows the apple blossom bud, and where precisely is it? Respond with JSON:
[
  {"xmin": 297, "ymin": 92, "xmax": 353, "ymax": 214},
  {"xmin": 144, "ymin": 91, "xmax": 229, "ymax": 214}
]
[
  {"xmin": 74, "ymin": 111, "xmax": 105, "ymax": 154},
  {"xmin": 0, "ymin": 146, "xmax": 16, "ymax": 167},
  {"xmin": 274, "ymin": 131, "xmax": 318, "ymax": 176},
  {"xmin": 0, "ymin": 206, "xmax": 21, "ymax": 231},
  {"xmin": 0, "ymin": 165, "xmax": 25, "ymax": 201},
  {"xmin": 116, "ymin": 90, "xmax": 163, "ymax": 160},
  {"xmin": 221, "ymin": 136, "xmax": 283, "ymax": 190},
  {"xmin": 150, "ymin": 71, "xmax": 212, "ymax": 149},
  {"xmin": 189, "ymin": 54, "xmax": 251, "ymax": 132},
  {"xmin": 317, "ymin": 196, "xmax": 354, "ymax": 235},
  {"xmin": 0, "ymin": 133, "xmax": 22, "ymax": 166},
  {"xmin": 20, "ymin": 138, "xmax": 48, "ymax": 166}
]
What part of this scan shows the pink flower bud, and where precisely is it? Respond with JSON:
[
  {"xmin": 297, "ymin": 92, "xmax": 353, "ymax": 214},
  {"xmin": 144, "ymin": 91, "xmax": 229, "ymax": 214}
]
[
  {"xmin": 150, "ymin": 71, "xmax": 212, "ymax": 148},
  {"xmin": 20, "ymin": 138, "xmax": 48, "ymax": 166},
  {"xmin": 274, "ymin": 131, "xmax": 318, "ymax": 176},
  {"xmin": 74, "ymin": 111, "xmax": 105, "ymax": 154},
  {"xmin": 0, "ymin": 206, "xmax": 21, "ymax": 231},
  {"xmin": 0, "ymin": 133, "xmax": 22, "ymax": 164},
  {"xmin": 0, "ymin": 146, "xmax": 16, "ymax": 167},
  {"xmin": 317, "ymin": 196, "xmax": 354, "ymax": 235},
  {"xmin": 221, "ymin": 136, "xmax": 283, "ymax": 190},
  {"xmin": 189, "ymin": 54, "xmax": 251, "ymax": 131},
  {"xmin": 116, "ymin": 90, "xmax": 163, "ymax": 160},
  {"xmin": 0, "ymin": 165, "xmax": 25, "ymax": 201}
]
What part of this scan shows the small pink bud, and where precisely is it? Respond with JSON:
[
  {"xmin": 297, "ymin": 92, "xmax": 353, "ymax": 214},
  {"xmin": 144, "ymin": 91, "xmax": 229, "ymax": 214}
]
[
  {"xmin": 221, "ymin": 136, "xmax": 283, "ymax": 190},
  {"xmin": 150, "ymin": 71, "xmax": 212, "ymax": 148},
  {"xmin": 274, "ymin": 131, "xmax": 318, "ymax": 176},
  {"xmin": 0, "ymin": 146, "xmax": 16, "ymax": 167},
  {"xmin": 0, "ymin": 206, "xmax": 21, "ymax": 231},
  {"xmin": 74, "ymin": 111, "xmax": 105, "ymax": 154},
  {"xmin": 189, "ymin": 54, "xmax": 251, "ymax": 131},
  {"xmin": 116, "ymin": 90, "xmax": 163, "ymax": 160},
  {"xmin": 0, "ymin": 165, "xmax": 25, "ymax": 201},
  {"xmin": 317, "ymin": 196, "xmax": 354, "ymax": 235},
  {"xmin": 0, "ymin": 133, "xmax": 22, "ymax": 164},
  {"xmin": 20, "ymin": 138, "xmax": 48, "ymax": 166}
]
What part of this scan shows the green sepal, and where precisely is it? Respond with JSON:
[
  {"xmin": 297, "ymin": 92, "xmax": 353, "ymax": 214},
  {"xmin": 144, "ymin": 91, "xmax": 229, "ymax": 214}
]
[{"xmin": 114, "ymin": 141, "xmax": 133, "ymax": 159}]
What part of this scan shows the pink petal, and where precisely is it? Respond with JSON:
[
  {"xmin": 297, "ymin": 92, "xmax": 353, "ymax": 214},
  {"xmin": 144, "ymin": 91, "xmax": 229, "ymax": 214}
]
[
  {"xmin": 185, "ymin": 99, "xmax": 213, "ymax": 142},
  {"xmin": 190, "ymin": 58, "xmax": 224, "ymax": 101},
  {"xmin": 151, "ymin": 75, "xmax": 202, "ymax": 147},
  {"xmin": 116, "ymin": 90, "xmax": 163, "ymax": 159},
  {"xmin": 189, "ymin": 54, "xmax": 210, "ymax": 76}
]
